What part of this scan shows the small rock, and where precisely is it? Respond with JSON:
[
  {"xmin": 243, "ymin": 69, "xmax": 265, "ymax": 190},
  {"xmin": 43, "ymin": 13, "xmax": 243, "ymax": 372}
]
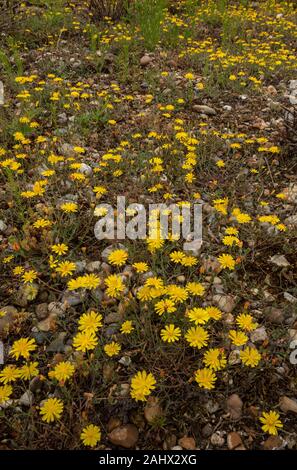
[
  {"xmin": 119, "ymin": 356, "xmax": 132, "ymax": 367},
  {"xmin": 86, "ymin": 261, "xmax": 101, "ymax": 272},
  {"xmin": 0, "ymin": 220, "xmax": 7, "ymax": 232},
  {"xmin": 227, "ymin": 394, "xmax": 243, "ymax": 420},
  {"xmin": 288, "ymin": 329, "xmax": 297, "ymax": 341},
  {"xmin": 263, "ymin": 435, "xmax": 285, "ymax": 450},
  {"xmin": 79, "ymin": 163, "xmax": 92, "ymax": 176},
  {"xmin": 228, "ymin": 349, "xmax": 241, "ymax": 365},
  {"xmin": 144, "ymin": 397, "xmax": 163, "ymax": 424},
  {"xmin": 62, "ymin": 290, "xmax": 86, "ymax": 306},
  {"xmin": 264, "ymin": 307, "xmax": 284, "ymax": 324},
  {"xmin": 107, "ymin": 417, "xmax": 122, "ymax": 432},
  {"xmin": 251, "ymin": 326, "xmax": 268, "ymax": 343},
  {"xmin": 140, "ymin": 55, "xmax": 153, "ymax": 66},
  {"xmin": 210, "ymin": 432, "xmax": 225, "ymax": 447},
  {"xmin": 35, "ymin": 303, "xmax": 48, "ymax": 320},
  {"xmin": 266, "ymin": 85, "xmax": 277, "ymax": 95},
  {"xmin": 213, "ymin": 294, "xmax": 236, "ymax": 313},
  {"xmin": 193, "ymin": 104, "xmax": 216, "ymax": 115},
  {"xmin": 36, "ymin": 313, "xmax": 57, "ymax": 332},
  {"xmin": 171, "ymin": 446, "xmax": 183, "ymax": 450},
  {"xmin": 48, "ymin": 302, "xmax": 66, "ymax": 316},
  {"xmin": 75, "ymin": 260, "xmax": 87, "ymax": 273},
  {"xmin": 269, "ymin": 254, "xmax": 290, "ymax": 267},
  {"xmin": 227, "ymin": 432, "xmax": 244, "ymax": 450},
  {"xmin": 285, "ymin": 214, "xmax": 297, "ymax": 228},
  {"xmin": 279, "ymin": 396, "xmax": 297, "ymax": 414},
  {"xmin": 108, "ymin": 424, "xmax": 139, "ymax": 448},
  {"xmin": 178, "ymin": 436, "xmax": 196, "ymax": 450},
  {"xmin": 19, "ymin": 390, "xmax": 34, "ymax": 407},
  {"xmin": 284, "ymin": 292, "xmax": 297, "ymax": 304}
]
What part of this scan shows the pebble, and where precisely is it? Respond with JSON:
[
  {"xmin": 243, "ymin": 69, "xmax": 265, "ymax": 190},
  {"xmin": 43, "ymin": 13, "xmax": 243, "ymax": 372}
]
[
  {"xmin": 227, "ymin": 394, "xmax": 243, "ymax": 420},
  {"xmin": 193, "ymin": 104, "xmax": 216, "ymax": 115},
  {"xmin": 19, "ymin": 390, "xmax": 34, "ymax": 407},
  {"xmin": 178, "ymin": 436, "xmax": 196, "ymax": 450},
  {"xmin": 62, "ymin": 290, "xmax": 86, "ymax": 306},
  {"xmin": 108, "ymin": 424, "xmax": 139, "ymax": 448},
  {"xmin": 213, "ymin": 294, "xmax": 236, "ymax": 313},
  {"xmin": 269, "ymin": 254, "xmax": 290, "ymax": 267},
  {"xmin": 227, "ymin": 432, "xmax": 244, "ymax": 450},
  {"xmin": 0, "ymin": 220, "xmax": 7, "ymax": 232},
  {"xmin": 251, "ymin": 326, "xmax": 268, "ymax": 343},
  {"xmin": 279, "ymin": 396, "xmax": 297, "ymax": 414},
  {"xmin": 140, "ymin": 55, "xmax": 153, "ymax": 66},
  {"xmin": 264, "ymin": 307, "xmax": 284, "ymax": 324},
  {"xmin": 210, "ymin": 432, "xmax": 225, "ymax": 447},
  {"xmin": 144, "ymin": 397, "xmax": 163, "ymax": 424},
  {"xmin": 35, "ymin": 303, "xmax": 48, "ymax": 320},
  {"xmin": 86, "ymin": 261, "xmax": 101, "ymax": 272}
]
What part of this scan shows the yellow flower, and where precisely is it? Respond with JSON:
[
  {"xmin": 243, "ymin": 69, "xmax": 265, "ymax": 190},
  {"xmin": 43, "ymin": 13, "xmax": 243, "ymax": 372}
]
[
  {"xmin": 40, "ymin": 397, "xmax": 64, "ymax": 423},
  {"xmin": 240, "ymin": 347, "xmax": 261, "ymax": 367},
  {"xmin": 73, "ymin": 331, "xmax": 98, "ymax": 352},
  {"xmin": 166, "ymin": 285, "xmax": 188, "ymax": 303},
  {"xmin": 81, "ymin": 424, "xmax": 101, "ymax": 447},
  {"xmin": 19, "ymin": 362, "xmax": 39, "ymax": 380},
  {"xmin": 105, "ymin": 274, "xmax": 125, "ymax": 298},
  {"xmin": 60, "ymin": 202, "xmax": 78, "ymax": 213},
  {"xmin": 10, "ymin": 337, "xmax": 37, "ymax": 360},
  {"xmin": 185, "ymin": 72, "xmax": 195, "ymax": 80},
  {"xmin": 186, "ymin": 282, "xmax": 205, "ymax": 296},
  {"xmin": 0, "ymin": 365, "xmax": 21, "ymax": 384},
  {"xmin": 160, "ymin": 324, "xmax": 181, "ymax": 343},
  {"xmin": 154, "ymin": 298, "xmax": 176, "ymax": 316},
  {"xmin": 55, "ymin": 261, "xmax": 76, "ymax": 277},
  {"xmin": 51, "ymin": 243, "xmax": 68, "ymax": 256},
  {"xmin": 48, "ymin": 361, "xmax": 75, "ymax": 382},
  {"xmin": 187, "ymin": 307, "xmax": 210, "ymax": 325},
  {"xmin": 78, "ymin": 311, "xmax": 103, "ymax": 334},
  {"xmin": 170, "ymin": 251, "xmax": 185, "ymax": 263},
  {"xmin": 13, "ymin": 266, "xmax": 25, "ymax": 275},
  {"xmin": 217, "ymin": 253, "xmax": 236, "ymax": 270},
  {"xmin": 194, "ymin": 368, "xmax": 217, "ymax": 390},
  {"xmin": 185, "ymin": 326, "xmax": 209, "ymax": 349},
  {"xmin": 229, "ymin": 329, "xmax": 248, "ymax": 346},
  {"xmin": 260, "ymin": 411, "xmax": 283, "ymax": 435},
  {"xmin": 0, "ymin": 384, "xmax": 13, "ymax": 404},
  {"xmin": 225, "ymin": 227, "xmax": 239, "ymax": 235},
  {"xmin": 120, "ymin": 320, "xmax": 134, "ymax": 334},
  {"xmin": 203, "ymin": 348, "xmax": 227, "ymax": 371},
  {"xmin": 104, "ymin": 341, "xmax": 121, "ymax": 357},
  {"xmin": 22, "ymin": 270, "xmax": 38, "ymax": 283},
  {"xmin": 108, "ymin": 249, "xmax": 128, "ymax": 266},
  {"xmin": 130, "ymin": 370, "xmax": 156, "ymax": 401},
  {"xmin": 205, "ymin": 306, "xmax": 222, "ymax": 320},
  {"xmin": 236, "ymin": 313, "xmax": 258, "ymax": 331},
  {"xmin": 132, "ymin": 262, "xmax": 149, "ymax": 273}
]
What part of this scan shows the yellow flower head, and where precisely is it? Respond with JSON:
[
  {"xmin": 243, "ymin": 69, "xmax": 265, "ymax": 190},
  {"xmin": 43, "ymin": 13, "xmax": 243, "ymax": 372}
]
[
  {"xmin": 81, "ymin": 424, "xmax": 101, "ymax": 447},
  {"xmin": 40, "ymin": 397, "xmax": 64, "ymax": 423}
]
